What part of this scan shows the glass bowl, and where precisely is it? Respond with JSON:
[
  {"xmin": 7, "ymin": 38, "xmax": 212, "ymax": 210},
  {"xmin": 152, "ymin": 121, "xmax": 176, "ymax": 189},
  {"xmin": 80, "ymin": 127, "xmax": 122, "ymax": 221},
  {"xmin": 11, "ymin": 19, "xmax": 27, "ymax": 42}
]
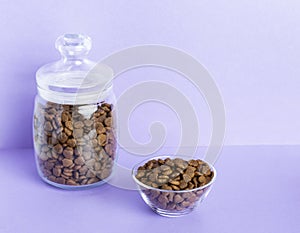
[{"xmin": 132, "ymin": 155, "xmax": 216, "ymax": 217}]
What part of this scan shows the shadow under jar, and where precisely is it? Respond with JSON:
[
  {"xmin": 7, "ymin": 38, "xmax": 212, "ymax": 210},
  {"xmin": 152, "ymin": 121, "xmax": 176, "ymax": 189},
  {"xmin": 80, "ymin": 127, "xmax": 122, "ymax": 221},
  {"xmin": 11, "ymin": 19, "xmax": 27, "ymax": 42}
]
[{"xmin": 33, "ymin": 34, "xmax": 117, "ymax": 189}]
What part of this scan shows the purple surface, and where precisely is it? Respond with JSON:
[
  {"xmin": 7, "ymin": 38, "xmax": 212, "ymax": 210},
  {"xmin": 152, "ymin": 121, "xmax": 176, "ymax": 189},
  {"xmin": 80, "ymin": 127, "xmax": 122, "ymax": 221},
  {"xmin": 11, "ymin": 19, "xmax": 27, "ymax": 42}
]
[
  {"xmin": 0, "ymin": 146, "xmax": 299, "ymax": 233},
  {"xmin": 0, "ymin": 1, "xmax": 300, "ymax": 149},
  {"xmin": 0, "ymin": 1, "xmax": 299, "ymax": 231}
]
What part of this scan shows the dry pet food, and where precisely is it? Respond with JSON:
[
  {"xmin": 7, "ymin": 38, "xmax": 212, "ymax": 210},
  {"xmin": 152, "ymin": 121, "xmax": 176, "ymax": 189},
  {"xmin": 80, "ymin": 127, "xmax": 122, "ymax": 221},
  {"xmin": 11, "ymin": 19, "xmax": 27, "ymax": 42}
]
[
  {"xmin": 33, "ymin": 101, "xmax": 116, "ymax": 186},
  {"xmin": 135, "ymin": 158, "xmax": 214, "ymax": 211}
]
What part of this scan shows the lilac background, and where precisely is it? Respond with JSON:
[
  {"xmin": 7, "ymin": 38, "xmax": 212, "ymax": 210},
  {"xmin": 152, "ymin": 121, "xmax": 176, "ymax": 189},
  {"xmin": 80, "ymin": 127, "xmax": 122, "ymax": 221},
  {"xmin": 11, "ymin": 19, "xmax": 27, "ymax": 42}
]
[
  {"xmin": 0, "ymin": 1, "xmax": 299, "ymax": 232},
  {"xmin": 0, "ymin": 0, "xmax": 300, "ymax": 149}
]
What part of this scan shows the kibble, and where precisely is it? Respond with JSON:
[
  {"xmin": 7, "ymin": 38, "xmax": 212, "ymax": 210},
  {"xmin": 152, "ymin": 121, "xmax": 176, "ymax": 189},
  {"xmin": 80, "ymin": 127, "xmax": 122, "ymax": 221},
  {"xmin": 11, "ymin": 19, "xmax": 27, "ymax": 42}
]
[
  {"xmin": 33, "ymin": 101, "xmax": 116, "ymax": 186},
  {"xmin": 136, "ymin": 158, "xmax": 214, "ymax": 212}
]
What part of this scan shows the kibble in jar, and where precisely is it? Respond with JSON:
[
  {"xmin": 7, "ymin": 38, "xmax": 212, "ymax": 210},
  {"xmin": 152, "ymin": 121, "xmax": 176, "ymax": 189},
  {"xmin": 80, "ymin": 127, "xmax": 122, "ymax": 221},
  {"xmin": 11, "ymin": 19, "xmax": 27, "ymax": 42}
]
[
  {"xmin": 33, "ymin": 100, "xmax": 116, "ymax": 188},
  {"xmin": 135, "ymin": 158, "xmax": 214, "ymax": 211}
]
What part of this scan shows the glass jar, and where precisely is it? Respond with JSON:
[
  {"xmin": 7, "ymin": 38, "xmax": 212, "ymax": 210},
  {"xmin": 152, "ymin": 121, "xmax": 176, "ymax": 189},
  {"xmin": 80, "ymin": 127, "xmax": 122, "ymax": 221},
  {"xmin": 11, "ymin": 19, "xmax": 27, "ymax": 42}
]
[{"xmin": 33, "ymin": 34, "xmax": 116, "ymax": 189}]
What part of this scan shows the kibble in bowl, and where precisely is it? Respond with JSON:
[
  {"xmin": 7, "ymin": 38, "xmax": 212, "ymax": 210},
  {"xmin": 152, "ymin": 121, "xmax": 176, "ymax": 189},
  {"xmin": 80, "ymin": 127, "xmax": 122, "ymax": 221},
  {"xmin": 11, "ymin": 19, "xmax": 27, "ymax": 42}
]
[{"xmin": 132, "ymin": 156, "xmax": 216, "ymax": 217}]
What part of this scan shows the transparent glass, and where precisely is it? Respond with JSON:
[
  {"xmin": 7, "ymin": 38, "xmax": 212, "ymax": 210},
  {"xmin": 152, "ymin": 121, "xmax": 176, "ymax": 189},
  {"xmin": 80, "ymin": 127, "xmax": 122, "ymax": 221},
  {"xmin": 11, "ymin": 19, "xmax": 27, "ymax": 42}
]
[
  {"xmin": 132, "ymin": 156, "xmax": 216, "ymax": 217},
  {"xmin": 33, "ymin": 34, "xmax": 116, "ymax": 189}
]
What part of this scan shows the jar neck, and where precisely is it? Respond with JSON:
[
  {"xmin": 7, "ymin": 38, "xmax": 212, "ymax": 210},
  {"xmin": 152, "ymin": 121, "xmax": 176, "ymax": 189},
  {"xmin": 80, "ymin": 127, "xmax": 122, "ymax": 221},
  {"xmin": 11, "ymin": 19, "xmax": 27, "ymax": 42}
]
[{"xmin": 61, "ymin": 55, "xmax": 88, "ymax": 63}]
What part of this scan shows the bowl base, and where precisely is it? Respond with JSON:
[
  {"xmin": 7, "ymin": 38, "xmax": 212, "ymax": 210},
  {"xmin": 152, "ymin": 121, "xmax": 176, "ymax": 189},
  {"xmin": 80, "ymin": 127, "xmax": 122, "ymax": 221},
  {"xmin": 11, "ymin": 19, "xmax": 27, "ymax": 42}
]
[{"xmin": 151, "ymin": 206, "xmax": 194, "ymax": 217}]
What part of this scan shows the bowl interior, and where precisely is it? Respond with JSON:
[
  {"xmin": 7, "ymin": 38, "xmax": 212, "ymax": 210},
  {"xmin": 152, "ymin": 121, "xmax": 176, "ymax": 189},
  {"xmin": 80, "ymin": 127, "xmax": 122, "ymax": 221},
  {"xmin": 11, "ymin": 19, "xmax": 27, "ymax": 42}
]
[{"xmin": 132, "ymin": 155, "xmax": 217, "ymax": 193}]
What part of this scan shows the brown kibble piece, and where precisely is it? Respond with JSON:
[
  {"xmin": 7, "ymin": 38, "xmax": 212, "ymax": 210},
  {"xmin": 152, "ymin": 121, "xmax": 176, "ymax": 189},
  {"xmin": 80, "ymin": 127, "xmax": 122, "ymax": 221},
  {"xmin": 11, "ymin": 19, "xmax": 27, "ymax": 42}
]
[
  {"xmin": 94, "ymin": 162, "xmax": 101, "ymax": 171},
  {"xmin": 136, "ymin": 170, "xmax": 145, "ymax": 179},
  {"xmin": 186, "ymin": 166, "xmax": 196, "ymax": 174},
  {"xmin": 63, "ymin": 147, "xmax": 73, "ymax": 159},
  {"xmin": 99, "ymin": 168, "xmax": 111, "ymax": 179},
  {"xmin": 58, "ymin": 133, "xmax": 68, "ymax": 143},
  {"xmin": 188, "ymin": 182, "xmax": 195, "ymax": 189},
  {"xmin": 104, "ymin": 144, "xmax": 114, "ymax": 156},
  {"xmin": 48, "ymin": 175, "xmax": 56, "ymax": 182},
  {"xmin": 62, "ymin": 158, "xmax": 73, "ymax": 167},
  {"xmin": 180, "ymin": 201, "xmax": 190, "ymax": 208},
  {"xmin": 65, "ymin": 121, "xmax": 73, "ymax": 130},
  {"xmin": 104, "ymin": 117, "xmax": 112, "ymax": 127},
  {"xmin": 176, "ymin": 205, "xmax": 184, "ymax": 211},
  {"xmin": 53, "ymin": 167, "xmax": 62, "ymax": 177},
  {"xmin": 44, "ymin": 121, "xmax": 53, "ymax": 132},
  {"xmin": 198, "ymin": 175, "xmax": 206, "ymax": 184},
  {"xmin": 162, "ymin": 169, "xmax": 172, "ymax": 176},
  {"xmin": 79, "ymin": 165, "xmax": 88, "ymax": 174},
  {"xmin": 187, "ymin": 193, "xmax": 197, "ymax": 202},
  {"xmin": 44, "ymin": 161, "xmax": 54, "ymax": 170},
  {"xmin": 182, "ymin": 192, "xmax": 191, "ymax": 199},
  {"xmin": 183, "ymin": 173, "xmax": 192, "ymax": 182},
  {"xmin": 66, "ymin": 179, "xmax": 77, "ymax": 185},
  {"xmin": 174, "ymin": 159, "xmax": 188, "ymax": 169},
  {"xmin": 149, "ymin": 190, "xmax": 160, "ymax": 199},
  {"xmin": 167, "ymin": 203, "xmax": 177, "ymax": 210},
  {"xmin": 56, "ymin": 177, "xmax": 66, "ymax": 184},
  {"xmin": 157, "ymin": 178, "xmax": 168, "ymax": 184},
  {"xmin": 102, "ymin": 106, "xmax": 111, "ymax": 112},
  {"xmin": 61, "ymin": 112, "xmax": 69, "ymax": 122},
  {"xmin": 158, "ymin": 195, "xmax": 168, "ymax": 209},
  {"xmin": 98, "ymin": 134, "xmax": 107, "ymax": 146},
  {"xmin": 168, "ymin": 192, "xmax": 175, "ymax": 202},
  {"xmin": 53, "ymin": 144, "xmax": 63, "ymax": 154},
  {"xmin": 171, "ymin": 185, "xmax": 180, "ymax": 191},
  {"xmin": 63, "ymin": 170, "xmax": 73, "ymax": 177},
  {"xmin": 67, "ymin": 139, "xmax": 76, "ymax": 147},
  {"xmin": 87, "ymin": 177, "xmax": 99, "ymax": 184},
  {"xmin": 169, "ymin": 180, "xmax": 180, "ymax": 186},
  {"xmin": 149, "ymin": 173, "xmax": 158, "ymax": 182},
  {"xmin": 174, "ymin": 194, "xmax": 184, "ymax": 204},
  {"xmin": 84, "ymin": 120, "xmax": 93, "ymax": 127},
  {"xmin": 85, "ymin": 159, "xmax": 95, "ymax": 167},
  {"xmin": 192, "ymin": 177, "xmax": 198, "ymax": 186},
  {"xmin": 73, "ymin": 171, "xmax": 79, "ymax": 179},
  {"xmin": 86, "ymin": 170, "xmax": 96, "ymax": 178},
  {"xmin": 83, "ymin": 151, "xmax": 92, "ymax": 160},
  {"xmin": 74, "ymin": 121, "xmax": 84, "ymax": 128},
  {"xmin": 161, "ymin": 184, "xmax": 172, "ymax": 190},
  {"xmin": 81, "ymin": 178, "xmax": 88, "ymax": 185},
  {"xmin": 96, "ymin": 122, "xmax": 106, "ymax": 134},
  {"xmin": 73, "ymin": 128, "xmax": 84, "ymax": 138},
  {"xmin": 189, "ymin": 159, "xmax": 199, "ymax": 167},
  {"xmin": 74, "ymin": 156, "xmax": 84, "ymax": 166},
  {"xmin": 179, "ymin": 180, "xmax": 188, "ymax": 189},
  {"xmin": 64, "ymin": 128, "xmax": 72, "ymax": 136},
  {"xmin": 203, "ymin": 167, "xmax": 212, "ymax": 176},
  {"xmin": 196, "ymin": 190, "xmax": 204, "ymax": 196}
]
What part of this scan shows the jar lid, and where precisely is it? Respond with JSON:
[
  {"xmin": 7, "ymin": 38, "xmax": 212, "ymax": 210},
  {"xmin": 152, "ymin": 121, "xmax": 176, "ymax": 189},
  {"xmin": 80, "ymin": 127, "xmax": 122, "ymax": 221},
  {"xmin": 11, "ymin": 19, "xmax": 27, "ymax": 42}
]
[{"xmin": 36, "ymin": 34, "xmax": 113, "ymax": 105}]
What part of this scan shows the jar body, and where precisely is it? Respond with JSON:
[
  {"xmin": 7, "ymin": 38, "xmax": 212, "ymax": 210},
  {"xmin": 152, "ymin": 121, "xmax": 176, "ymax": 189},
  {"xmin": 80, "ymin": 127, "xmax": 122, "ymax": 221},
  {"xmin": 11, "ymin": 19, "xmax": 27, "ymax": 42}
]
[{"xmin": 33, "ymin": 93, "xmax": 117, "ymax": 189}]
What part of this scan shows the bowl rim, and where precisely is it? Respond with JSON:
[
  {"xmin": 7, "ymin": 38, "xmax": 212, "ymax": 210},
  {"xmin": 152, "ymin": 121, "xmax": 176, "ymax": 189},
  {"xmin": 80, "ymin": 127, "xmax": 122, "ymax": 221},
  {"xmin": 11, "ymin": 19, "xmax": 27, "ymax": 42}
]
[{"xmin": 131, "ymin": 155, "xmax": 217, "ymax": 193}]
